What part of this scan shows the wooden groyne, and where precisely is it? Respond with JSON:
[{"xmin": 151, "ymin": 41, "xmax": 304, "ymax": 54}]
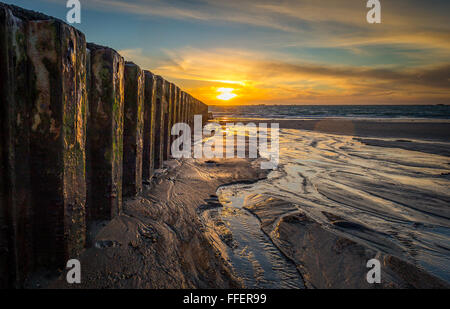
[{"xmin": 0, "ymin": 3, "xmax": 209, "ymax": 288}]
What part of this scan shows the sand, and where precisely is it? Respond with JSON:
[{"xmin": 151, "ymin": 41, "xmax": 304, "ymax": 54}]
[
  {"xmin": 205, "ymin": 117, "xmax": 449, "ymax": 288},
  {"xmin": 39, "ymin": 118, "xmax": 449, "ymax": 289},
  {"xmin": 40, "ymin": 158, "xmax": 266, "ymax": 289},
  {"xmin": 243, "ymin": 195, "xmax": 449, "ymax": 289},
  {"xmin": 217, "ymin": 117, "xmax": 450, "ymax": 142}
]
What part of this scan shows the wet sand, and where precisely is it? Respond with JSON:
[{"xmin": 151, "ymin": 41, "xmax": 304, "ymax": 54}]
[
  {"xmin": 207, "ymin": 117, "xmax": 449, "ymax": 288},
  {"xmin": 243, "ymin": 195, "xmax": 449, "ymax": 289},
  {"xmin": 41, "ymin": 158, "xmax": 266, "ymax": 289},
  {"xmin": 40, "ymin": 118, "xmax": 449, "ymax": 289},
  {"xmin": 201, "ymin": 184, "xmax": 305, "ymax": 289},
  {"xmin": 217, "ymin": 117, "xmax": 450, "ymax": 142}
]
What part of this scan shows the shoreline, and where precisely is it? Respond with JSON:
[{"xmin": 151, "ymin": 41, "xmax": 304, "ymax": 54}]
[
  {"xmin": 34, "ymin": 122, "xmax": 449, "ymax": 288},
  {"xmin": 203, "ymin": 117, "xmax": 450, "ymax": 288},
  {"xmin": 214, "ymin": 117, "xmax": 450, "ymax": 142},
  {"xmin": 2, "ymin": 1, "xmax": 448, "ymax": 292},
  {"xmin": 37, "ymin": 158, "xmax": 266, "ymax": 288}
]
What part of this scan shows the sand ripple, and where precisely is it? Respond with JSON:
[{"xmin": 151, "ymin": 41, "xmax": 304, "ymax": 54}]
[{"xmin": 215, "ymin": 127, "xmax": 450, "ymax": 285}]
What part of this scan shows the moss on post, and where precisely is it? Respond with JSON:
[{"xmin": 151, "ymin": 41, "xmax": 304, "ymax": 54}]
[
  {"xmin": 28, "ymin": 19, "xmax": 88, "ymax": 269},
  {"xmin": 153, "ymin": 76, "xmax": 166, "ymax": 169},
  {"xmin": 186, "ymin": 94, "xmax": 193, "ymax": 129},
  {"xmin": 86, "ymin": 43, "xmax": 125, "ymax": 220},
  {"xmin": 143, "ymin": 71, "xmax": 157, "ymax": 181},
  {"xmin": 162, "ymin": 80, "xmax": 172, "ymax": 160},
  {"xmin": 0, "ymin": 2, "xmax": 89, "ymax": 287},
  {"xmin": 0, "ymin": 2, "xmax": 209, "ymax": 288},
  {"xmin": 174, "ymin": 87, "xmax": 181, "ymax": 125},
  {"xmin": 123, "ymin": 62, "xmax": 144, "ymax": 197},
  {"xmin": 181, "ymin": 91, "xmax": 187, "ymax": 125},
  {"xmin": 169, "ymin": 83, "xmax": 178, "ymax": 153}
]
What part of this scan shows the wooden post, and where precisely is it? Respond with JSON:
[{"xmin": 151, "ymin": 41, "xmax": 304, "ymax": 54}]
[
  {"xmin": 153, "ymin": 76, "xmax": 166, "ymax": 169},
  {"xmin": 163, "ymin": 80, "xmax": 172, "ymax": 160},
  {"xmin": 123, "ymin": 62, "xmax": 144, "ymax": 197},
  {"xmin": 143, "ymin": 71, "xmax": 157, "ymax": 182},
  {"xmin": 86, "ymin": 43, "xmax": 125, "ymax": 220}
]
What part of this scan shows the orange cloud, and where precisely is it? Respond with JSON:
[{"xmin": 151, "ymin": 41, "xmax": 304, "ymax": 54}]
[
  {"xmin": 110, "ymin": 0, "xmax": 450, "ymax": 105},
  {"xmin": 129, "ymin": 48, "xmax": 449, "ymax": 105}
]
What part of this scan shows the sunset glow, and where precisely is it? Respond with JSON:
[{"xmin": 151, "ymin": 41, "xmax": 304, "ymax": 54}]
[
  {"xmin": 14, "ymin": 0, "xmax": 448, "ymax": 106},
  {"xmin": 2, "ymin": 0, "xmax": 449, "ymax": 292},
  {"xmin": 217, "ymin": 88, "xmax": 237, "ymax": 101}
]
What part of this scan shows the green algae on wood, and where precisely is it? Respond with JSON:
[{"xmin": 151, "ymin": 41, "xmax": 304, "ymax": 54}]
[
  {"xmin": 86, "ymin": 43, "xmax": 125, "ymax": 220},
  {"xmin": 163, "ymin": 80, "xmax": 173, "ymax": 160},
  {"xmin": 169, "ymin": 84, "xmax": 179, "ymax": 153},
  {"xmin": 179, "ymin": 91, "xmax": 186, "ymax": 125},
  {"xmin": 26, "ymin": 18, "xmax": 88, "ymax": 269},
  {"xmin": 0, "ymin": 2, "xmax": 209, "ymax": 289},
  {"xmin": 143, "ymin": 71, "xmax": 157, "ymax": 181},
  {"xmin": 173, "ymin": 86, "xmax": 181, "ymax": 126},
  {"xmin": 123, "ymin": 62, "xmax": 144, "ymax": 197},
  {"xmin": 153, "ymin": 76, "xmax": 166, "ymax": 169},
  {"xmin": 0, "ymin": 2, "xmax": 88, "ymax": 285},
  {"xmin": 186, "ymin": 94, "xmax": 193, "ymax": 129}
]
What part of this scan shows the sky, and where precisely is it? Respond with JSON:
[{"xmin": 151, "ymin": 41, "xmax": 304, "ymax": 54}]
[{"xmin": 5, "ymin": 0, "xmax": 450, "ymax": 105}]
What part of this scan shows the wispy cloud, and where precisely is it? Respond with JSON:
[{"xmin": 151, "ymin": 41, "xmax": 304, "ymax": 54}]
[
  {"xmin": 129, "ymin": 48, "xmax": 450, "ymax": 105},
  {"xmin": 50, "ymin": 0, "xmax": 450, "ymax": 104},
  {"xmin": 75, "ymin": 0, "xmax": 450, "ymax": 50}
]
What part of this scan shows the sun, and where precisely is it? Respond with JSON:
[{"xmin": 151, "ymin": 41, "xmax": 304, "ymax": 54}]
[{"xmin": 217, "ymin": 87, "xmax": 237, "ymax": 101}]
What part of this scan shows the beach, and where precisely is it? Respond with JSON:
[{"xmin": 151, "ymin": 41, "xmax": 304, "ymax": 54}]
[
  {"xmin": 40, "ymin": 158, "xmax": 266, "ymax": 288},
  {"xmin": 218, "ymin": 117, "xmax": 450, "ymax": 140},
  {"xmin": 202, "ymin": 116, "xmax": 450, "ymax": 288},
  {"xmin": 28, "ymin": 115, "xmax": 449, "ymax": 289},
  {"xmin": 2, "ymin": 0, "xmax": 449, "ymax": 294},
  {"xmin": 217, "ymin": 118, "xmax": 450, "ymax": 157}
]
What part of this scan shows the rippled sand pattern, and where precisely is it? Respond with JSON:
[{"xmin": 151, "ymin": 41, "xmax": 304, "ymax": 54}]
[
  {"xmin": 216, "ymin": 127, "xmax": 450, "ymax": 283},
  {"xmin": 213, "ymin": 194, "xmax": 305, "ymax": 289}
]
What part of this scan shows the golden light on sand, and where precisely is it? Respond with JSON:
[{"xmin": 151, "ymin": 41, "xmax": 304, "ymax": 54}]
[{"xmin": 217, "ymin": 87, "xmax": 237, "ymax": 101}]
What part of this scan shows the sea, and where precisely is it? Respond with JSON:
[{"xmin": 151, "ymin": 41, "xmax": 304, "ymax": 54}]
[{"xmin": 208, "ymin": 105, "xmax": 450, "ymax": 120}]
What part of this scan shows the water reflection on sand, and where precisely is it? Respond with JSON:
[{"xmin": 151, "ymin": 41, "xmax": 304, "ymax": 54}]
[{"xmin": 210, "ymin": 125, "xmax": 450, "ymax": 285}]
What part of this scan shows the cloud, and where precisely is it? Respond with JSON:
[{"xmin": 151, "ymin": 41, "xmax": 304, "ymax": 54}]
[
  {"xmin": 67, "ymin": 0, "xmax": 449, "ymax": 104},
  {"xmin": 149, "ymin": 48, "xmax": 450, "ymax": 105},
  {"xmin": 45, "ymin": 0, "xmax": 448, "ymax": 45},
  {"xmin": 73, "ymin": 0, "xmax": 304, "ymax": 32},
  {"xmin": 82, "ymin": 0, "xmax": 450, "ymax": 73},
  {"xmin": 255, "ymin": 62, "xmax": 450, "ymax": 89}
]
